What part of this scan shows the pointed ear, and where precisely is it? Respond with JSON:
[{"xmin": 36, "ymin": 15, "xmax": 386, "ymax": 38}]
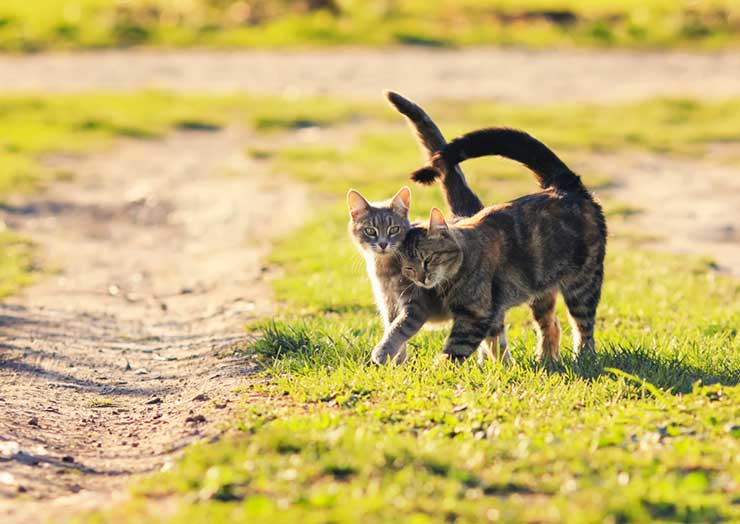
[
  {"xmin": 428, "ymin": 207, "xmax": 448, "ymax": 235},
  {"xmin": 347, "ymin": 189, "xmax": 370, "ymax": 220},
  {"xmin": 390, "ymin": 186, "xmax": 411, "ymax": 216}
]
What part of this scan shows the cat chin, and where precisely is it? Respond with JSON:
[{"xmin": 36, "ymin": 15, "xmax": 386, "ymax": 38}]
[{"xmin": 369, "ymin": 248, "xmax": 395, "ymax": 256}]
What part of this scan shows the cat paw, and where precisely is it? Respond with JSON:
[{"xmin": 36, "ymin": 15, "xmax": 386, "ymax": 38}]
[
  {"xmin": 372, "ymin": 341, "xmax": 408, "ymax": 365},
  {"xmin": 371, "ymin": 345, "xmax": 393, "ymax": 365},
  {"xmin": 438, "ymin": 352, "xmax": 467, "ymax": 366},
  {"xmin": 392, "ymin": 346, "xmax": 408, "ymax": 365}
]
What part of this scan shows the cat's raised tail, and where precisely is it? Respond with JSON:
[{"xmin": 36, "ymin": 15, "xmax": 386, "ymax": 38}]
[
  {"xmin": 384, "ymin": 90, "xmax": 484, "ymax": 217},
  {"xmin": 411, "ymin": 127, "xmax": 587, "ymax": 194},
  {"xmin": 384, "ymin": 90, "xmax": 447, "ymax": 157}
]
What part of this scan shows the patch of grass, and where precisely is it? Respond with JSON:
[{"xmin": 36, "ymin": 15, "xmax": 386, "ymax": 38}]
[
  {"xmin": 0, "ymin": 91, "xmax": 233, "ymax": 199},
  {"xmin": 269, "ymin": 97, "xmax": 740, "ymax": 199},
  {"xmin": 0, "ymin": 90, "xmax": 389, "ymax": 299},
  {"xmin": 0, "ymin": 1, "xmax": 739, "ymax": 51},
  {"xmin": 0, "ymin": 231, "xmax": 38, "ymax": 297},
  {"xmin": 83, "ymin": 93, "xmax": 740, "ymax": 524},
  {"xmin": 0, "ymin": 91, "xmax": 385, "ymax": 200},
  {"xmin": 91, "ymin": 265, "xmax": 740, "ymax": 523},
  {"xmin": 431, "ymin": 97, "xmax": 740, "ymax": 155}
]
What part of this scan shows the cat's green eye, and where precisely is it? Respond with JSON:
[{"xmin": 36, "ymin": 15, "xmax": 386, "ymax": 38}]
[
  {"xmin": 388, "ymin": 225, "xmax": 401, "ymax": 235},
  {"xmin": 364, "ymin": 227, "xmax": 378, "ymax": 236}
]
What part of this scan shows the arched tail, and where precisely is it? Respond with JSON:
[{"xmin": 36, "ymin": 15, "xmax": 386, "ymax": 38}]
[{"xmin": 411, "ymin": 127, "xmax": 586, "ymax": 194}]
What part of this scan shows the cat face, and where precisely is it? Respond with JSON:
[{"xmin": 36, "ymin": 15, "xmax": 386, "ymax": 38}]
[
  {"xmin": 400, "ymin": 208, "xmax": 463, "ymax": 289},
  {"xmin": 347, "ymin": 187, "xmax": 411, "ymax": 257}
]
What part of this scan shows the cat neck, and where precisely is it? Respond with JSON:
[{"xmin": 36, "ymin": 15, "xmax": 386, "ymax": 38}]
[
  {"xmin": 364, "ymin": 251, "xmax": 399, "ymax": 276},
  {"xmin": 443, "ymin": 228, "xmax": 479, "ymax": 285}
]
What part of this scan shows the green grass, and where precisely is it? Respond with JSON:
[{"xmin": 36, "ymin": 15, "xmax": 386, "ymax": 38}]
[
  {"xmin": 0, "ymin": 91, "xmax": 385, "ymax": 199},
  {"xmin": 0, "ymin": 90, "xmax": 382, "ymax": 298},
  {"xmin": 0, "ymin": 231, "xmax": 38, "ymax": 297},
  {"xmin": 270, "ymin": 97, "xmax": 740, "ymax": 194},
  {"xmin": 0, "ymin": 0, "xmax": 738, "ymax": 51},
  {"xmin": 79, "ymin": 93, "xmax": 740, "ymax": 524}
]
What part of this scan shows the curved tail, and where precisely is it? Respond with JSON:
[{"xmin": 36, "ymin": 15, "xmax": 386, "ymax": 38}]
[
  {"xmin": 411, "ymin": 127, "xmax": 586, "ymax": 194},
  {"xmin": 384, "ymin": 91, "xmax": 484, "ymax": 217}
]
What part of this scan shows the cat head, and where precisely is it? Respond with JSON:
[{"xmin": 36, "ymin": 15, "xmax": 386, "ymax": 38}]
[
  {"xmin": 347, "ymin": 187, "xmax": 411, "ymax": 257},
  {"xmin": 400, "ymin": 208, "xmax": 463, "ymax": 289}
]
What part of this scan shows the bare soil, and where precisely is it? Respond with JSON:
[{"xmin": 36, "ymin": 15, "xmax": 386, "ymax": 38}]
[
  {"xmin": 578, "ymin": 151, "xmax": 740, "ymax": 275},
  {"xmin": 1, "ymin": 48, "xmax": 740, "ymax": 103},
  {"xmin": 0, "ymin": 127, "xmax": 308, "ymax": 522}
]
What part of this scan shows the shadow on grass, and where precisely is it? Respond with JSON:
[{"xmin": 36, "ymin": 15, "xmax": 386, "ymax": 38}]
[
  {"xmin": 569, "ymin": 343, "xmax": 740, "ymax": 394},
  {"xmin": 251, "ymin": 321, "xmax": 740, "ymax": 395}
]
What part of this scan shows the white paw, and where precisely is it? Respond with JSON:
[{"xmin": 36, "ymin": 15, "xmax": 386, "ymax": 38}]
[{"xmin": 371, "ymin": 344, "xmax": 393, "ymax": 365}]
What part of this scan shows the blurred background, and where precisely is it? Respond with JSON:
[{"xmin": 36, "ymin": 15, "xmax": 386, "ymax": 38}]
[{"xmin": 0, "ymin": 0, "xmax": 738, "ymax": 50}]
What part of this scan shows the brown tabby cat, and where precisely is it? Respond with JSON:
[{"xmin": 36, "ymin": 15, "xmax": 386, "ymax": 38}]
[
  {"xmin": 396, "ymin": 127, "xmax": 607, "ymax": 363},
  {"xmin": 346, "ymin": 92, "xmax": 510, "ymax": 366},
  {"xmin": 348, "ymin": 188, "xmax": 510, "ymax": 366}
]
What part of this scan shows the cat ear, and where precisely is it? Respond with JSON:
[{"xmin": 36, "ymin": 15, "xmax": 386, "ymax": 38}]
[
  {"xmin": 390, "ymin": 186, "xmax": 411, "ymax": 217},
  {"xmin": 347, "ymin": 189, "xmax": 370, "ymax": 220},
  {"xmin": 428, "ymin": 207, "xmax": 448, "ymax": 235}
]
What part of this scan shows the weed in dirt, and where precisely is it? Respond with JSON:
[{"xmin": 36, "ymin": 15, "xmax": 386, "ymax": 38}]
[
  {"xmin": 88, "ymin": 399, "xmax": 116, "ymax": 409},
  {"xmin": 0, "ymin": 231, "xmax": 38, "ymax": 297}
]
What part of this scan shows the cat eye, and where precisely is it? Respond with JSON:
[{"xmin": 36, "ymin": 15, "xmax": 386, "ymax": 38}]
[
  {"xmin": 364, "ymin": 227, "xmax": 378, "ymax": 236},
  {"xmin": 388, "ymin": 225, "xmax": 401, "ymax": 235}
]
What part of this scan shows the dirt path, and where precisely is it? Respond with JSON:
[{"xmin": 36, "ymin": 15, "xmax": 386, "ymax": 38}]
[
  {"xmin": 1, "ymin": 48, "xmax": 740, "ymax": 103},
  {"xmin": 0, "ymin": 127, "xmax": 308, "ymax": 522},
  {"xmin": 577, "ymin": 151, "xmax": 740, "ymax": 275}
]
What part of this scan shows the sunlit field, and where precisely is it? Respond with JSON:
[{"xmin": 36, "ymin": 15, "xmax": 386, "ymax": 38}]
[
  {"xmin": 10, "ymin": 92, "xmax": 726, "ymax": 524},
  {"xmin": 0, "ymin": 0, "xmax": 738, "ymax": 51}
]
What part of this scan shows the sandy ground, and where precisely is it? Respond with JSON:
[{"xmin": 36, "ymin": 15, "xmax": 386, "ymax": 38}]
[
  {"xmin": 0, "ymin": 47, "xmax": 738, "ymax": 522},
  {"xmin": 1, "ymin": 48, "xmax": 740, "ymax": 103},
  {"xmin": 577, "ymin": 151, "xmax": 740, "ymax": 274},
  {"xmin": 0, "ymin": 127, "xmax": 308, "ymax": 522}
]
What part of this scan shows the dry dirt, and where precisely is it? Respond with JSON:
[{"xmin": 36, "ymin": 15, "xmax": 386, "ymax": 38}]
[
  {"xmin": 1, "ymin": 48, "xmax": 740, "ymax": 103},
  {"xmin": 0, "ymin": 126, "xmax": 308, "ymax": 522},
  {"xmin": 577, "ymin": 150, "xmax": 740, "ymax": 275}
]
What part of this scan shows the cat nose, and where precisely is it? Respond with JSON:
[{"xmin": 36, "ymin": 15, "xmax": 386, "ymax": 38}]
[{"xmin": 379, "ymin": 242, "xmax": 388, "ymax": 250}]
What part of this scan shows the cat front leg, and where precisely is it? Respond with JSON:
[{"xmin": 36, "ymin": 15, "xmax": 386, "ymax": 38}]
[
  {"xmin": 442, "ymin": 315, "xmax": 493, "ymax": 363},
  {"xmin": 371, "ymin": 307, "xmax": 427, "ymax": 365}
]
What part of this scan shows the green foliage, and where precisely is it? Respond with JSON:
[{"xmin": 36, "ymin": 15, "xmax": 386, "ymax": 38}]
[
  {"xmin": 0, "ymin": 0, "xmax": 738, "ymax": 51},
  {"xmin": 0, "ymin": 231, "xmax": 38, "ymax": 296}
]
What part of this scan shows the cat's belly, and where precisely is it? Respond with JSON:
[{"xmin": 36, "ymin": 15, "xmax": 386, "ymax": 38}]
[{"xmin": 427, "ymin": 311, "xmax": 453, "ymax": 324}]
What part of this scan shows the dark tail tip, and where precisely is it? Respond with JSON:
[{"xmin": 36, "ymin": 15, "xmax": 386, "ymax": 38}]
[
  {"xmin": 410, "ymin": 166, "xmax": 441, "ymax": 185},
  {"xmin": 384, "ymin": 90, "xmax": 409, "ymax": 112}
]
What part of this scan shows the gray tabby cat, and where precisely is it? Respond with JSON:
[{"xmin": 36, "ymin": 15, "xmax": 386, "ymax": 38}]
[{"xmin": 346, "ymin": 92, "xmax": 510, "ymax": 365}]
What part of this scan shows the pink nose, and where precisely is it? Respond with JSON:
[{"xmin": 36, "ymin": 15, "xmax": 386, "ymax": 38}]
[{"xmin": 379, "ymin": 242, "xmax": 388, "ymax": 249}]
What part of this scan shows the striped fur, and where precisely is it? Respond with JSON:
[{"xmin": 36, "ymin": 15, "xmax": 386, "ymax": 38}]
[
  {"xmin": 401, "ymin": 128, "xmax": 607, "ymax": 363},
  {"xmin": 348, "ymin": 93, "xmax": 511, "ymax": 365}
]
